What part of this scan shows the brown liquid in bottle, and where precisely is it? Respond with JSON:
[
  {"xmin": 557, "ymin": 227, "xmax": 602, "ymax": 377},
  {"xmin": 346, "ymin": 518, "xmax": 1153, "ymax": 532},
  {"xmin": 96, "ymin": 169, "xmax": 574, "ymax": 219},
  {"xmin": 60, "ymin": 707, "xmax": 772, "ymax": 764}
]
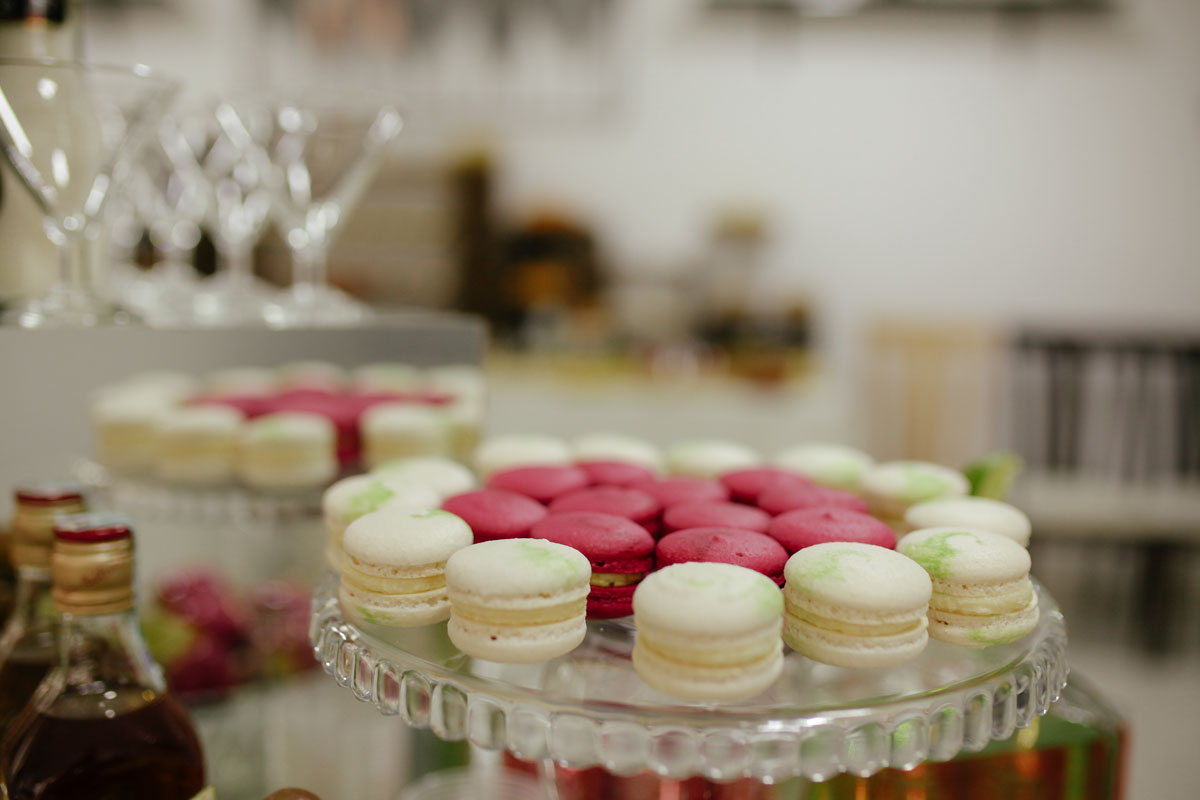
[
  {"xmin": 0, "ymin": 655, "xmax": 51, "ymax": 730},
  {"xmin": 0, "ymin": 685, "xmax": 205, "ymax": 800}
]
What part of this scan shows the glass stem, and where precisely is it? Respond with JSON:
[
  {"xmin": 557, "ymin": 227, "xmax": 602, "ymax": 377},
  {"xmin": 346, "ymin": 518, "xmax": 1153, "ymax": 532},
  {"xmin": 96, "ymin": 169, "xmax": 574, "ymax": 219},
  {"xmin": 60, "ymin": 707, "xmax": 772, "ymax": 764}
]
[
  {"xmin": 293, "ymin": 242, "xmax": 328, "ymax": 298},
  {"xmin": 220, "ymin": 242, "xmax": 253, "ymax": 284},
  {"xmin": 53, "ymin": 235, "xmax": 83, "ymax": 302}
]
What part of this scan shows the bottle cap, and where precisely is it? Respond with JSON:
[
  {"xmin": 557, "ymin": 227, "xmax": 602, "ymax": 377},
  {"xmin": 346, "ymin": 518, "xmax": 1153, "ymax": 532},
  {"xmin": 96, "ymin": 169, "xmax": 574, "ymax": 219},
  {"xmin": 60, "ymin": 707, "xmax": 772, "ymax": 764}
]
[
  {"xmin": 52, "ymin": 512, "xmax": 134, "ymax": 615},
  {"xmin": 10, "ymin": 480, "xmax": 87, "ymax": 568}
]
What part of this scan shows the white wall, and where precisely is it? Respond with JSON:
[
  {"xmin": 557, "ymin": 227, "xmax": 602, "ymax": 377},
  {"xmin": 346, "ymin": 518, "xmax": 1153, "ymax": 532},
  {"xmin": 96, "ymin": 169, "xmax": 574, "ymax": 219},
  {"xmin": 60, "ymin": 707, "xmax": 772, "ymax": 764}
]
[
  {"xmin": 492, "ymin": 0, "xmax": 1200, "ymax": 368},
  {"xmin": 86, "ymin": 0, "xmax": 1200, "ymax": 367}
]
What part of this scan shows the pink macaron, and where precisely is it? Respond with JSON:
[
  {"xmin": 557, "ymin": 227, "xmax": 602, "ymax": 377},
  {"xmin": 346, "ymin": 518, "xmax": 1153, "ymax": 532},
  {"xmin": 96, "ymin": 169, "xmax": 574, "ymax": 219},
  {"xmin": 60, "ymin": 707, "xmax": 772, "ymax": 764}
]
[
  {"xmin": 486, "ymin": 465, "xmax": 591, "ymax": 504},
  {"xmin": 531, "ymin": 512, "xmax": 655, "ymax": 619},
  {"xmin": 548, "ymin": 486, "xmax": 662, "ymax": 535},
  {"xmin": 756, "ymin": 482, "xmax": 869, "ymax": 516},
  {"xmin": 576, "ymin": 460, "xmax": 657, "ymax": 488},
  {"xmin": 629, "ymin": 476, "xmax": 730, "ymax": 509},
  {"xmin": 662, "ymin": 501, "xmax": 772, "ymax": 535},
  {"xmin": 655, "ymin": 527, "xmax": 789, "ymax": 586},
  {"xmin": 719, "ymin": 467, "xmax": 811, "ymax": 504},
  {"xmin": 441, "ymin": 489, "xmax": 548, "ymax": 543},
  {"xmin": 766, "ymin": 508, "xmax": 896, "ymax": 554}
]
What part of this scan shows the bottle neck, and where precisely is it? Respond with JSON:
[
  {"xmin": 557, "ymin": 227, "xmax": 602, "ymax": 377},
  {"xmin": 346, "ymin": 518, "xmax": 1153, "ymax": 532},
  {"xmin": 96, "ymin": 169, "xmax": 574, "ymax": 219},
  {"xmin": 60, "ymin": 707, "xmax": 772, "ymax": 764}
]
[
  {"xmin": 0, "ymin": 566, "xmax": 56, "ymax": 649},
  {"xmin": 40, "ymin": 608, "xmax": 165, "ymax": 712},
  {"xmin": 0, "ymin": 0, "xmax": 83, "ymax": 59}
]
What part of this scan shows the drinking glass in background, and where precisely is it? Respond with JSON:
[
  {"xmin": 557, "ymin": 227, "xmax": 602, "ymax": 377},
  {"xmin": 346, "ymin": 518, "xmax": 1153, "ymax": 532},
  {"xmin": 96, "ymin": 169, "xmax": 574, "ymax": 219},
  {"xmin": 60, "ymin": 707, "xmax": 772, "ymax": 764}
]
[
  {"xmin": 112, "ymin": 113, "xmax": 211, "ymax": 325},
  {"xmin": 0, "ymin": 58, "xmax": 178, "ymax": 327},
  {"xmin": 189, "ymin": 99, "xmax": 279, "ymax": 325},
  {"xmin": 223, "ymin": 100, "xmax": 403, "ymax": 327}
]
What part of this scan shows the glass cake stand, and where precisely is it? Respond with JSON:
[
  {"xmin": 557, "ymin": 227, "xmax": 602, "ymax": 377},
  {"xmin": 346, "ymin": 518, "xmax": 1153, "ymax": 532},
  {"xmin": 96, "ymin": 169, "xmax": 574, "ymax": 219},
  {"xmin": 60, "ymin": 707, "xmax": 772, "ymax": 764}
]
[{"xmin": 309, "ymin": 575, "xmax": 1069, "ymax": 784}]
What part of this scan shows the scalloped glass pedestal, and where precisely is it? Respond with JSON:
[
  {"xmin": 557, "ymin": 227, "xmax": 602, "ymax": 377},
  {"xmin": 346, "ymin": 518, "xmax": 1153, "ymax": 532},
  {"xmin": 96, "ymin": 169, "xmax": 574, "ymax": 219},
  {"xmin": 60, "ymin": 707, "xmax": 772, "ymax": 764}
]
[{"xmin": 310, "ymin": 576, "xmax": 1069, "ymax": 783}]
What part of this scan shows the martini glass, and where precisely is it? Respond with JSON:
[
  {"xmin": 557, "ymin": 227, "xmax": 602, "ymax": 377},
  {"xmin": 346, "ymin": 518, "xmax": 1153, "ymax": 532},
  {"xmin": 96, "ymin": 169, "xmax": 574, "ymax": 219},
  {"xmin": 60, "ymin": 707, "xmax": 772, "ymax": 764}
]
[
  {"xmin": 252, "ymin": 103, "xmax": 403, "ymax": 327},
  {"xmin": 120, "ymin": 113, "xmax": 211, "ymax": 325},
  {"xmin": 0, "ymin": 58, "xmax": 178, "ymax": 327},
  {"xmin": 188, "ymin": 101, "xmax": 278, "ymax": 326}
]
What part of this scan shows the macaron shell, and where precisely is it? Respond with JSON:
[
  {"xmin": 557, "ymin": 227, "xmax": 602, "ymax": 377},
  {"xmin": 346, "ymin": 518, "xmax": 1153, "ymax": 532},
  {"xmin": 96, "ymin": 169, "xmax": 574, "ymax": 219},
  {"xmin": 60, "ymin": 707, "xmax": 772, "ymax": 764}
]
[
  {"xmin": 530, "ymin": 512, "xmax": 655, "ymax": 574},
  {"xmin": 587, "ymin": 584, "xmax": 639, "ymax": 619},
  {"xmin": 897, "ymin": 527, "xmax": 1031, "ymax": 584},
  {"xmin": 487, "ymin": 465, "xmax": 590, "ymax": 503},
  {"xmin": 665, "ymin": 440, "xmax": 761, "ymax": 479},
  {"xmin": 548, "ymin": 487, "xmax": 662, "ymax": 531},
  {"xmin": 767, "ymin": 508, "xmax": 896, "ymax": 554},
  {"xmin": 442, "ymin": 489, "xmax": 550, "ymax": 542},
  {"xmin": 928, "ymin": 593, "xmax": 1040, "ymax": 648},
  {"xmin": 577, "ymin": 460, "xmax": 657, "ymax": 487},
  {"xmin": 632, "ymin": 637, "xmax": 783, "ymax": 702},
  {"xmin": 448, "ymin": 614, "xmax": 586, "ymax": 664},
  {"xmin": 757, "ymin": 483, "xmax": 869, "ymax": 516},
  {"xmin": 633, "ymin": 562, "xmax": 783, "ymax": 637},
  {"xmin": 662, "ymin": 501, "xmax": 772, "ymax": 534},
  {"xmin": 903, "ymin": 497, "xmax": 1032, "ymax": 547},
  {"xmin": 783, "ymin": 542, "xmax": 933, "ymax": 614},
  {"xmin": 446, "ymin": 538, "xmax": 592, "ymax": 599},
  {"xmin": 339, "ymin": 582, "xmax": 450, "ymax": 627},
  {"xmin": 656, "ymin": 528, "xmax": 788, "ymax": 585},
  {"xmin": 783, "ymin": 612, "xmax": 928, "ymax": 669},
  {"xmin": 772, "ymin": 444, "xmax": 874, "ymax": 492},
  {"xmin": 629, "ymin": 477, "xmax": 730, "ymax": 508},
  {"xmin": 719, "ymin": 468, "xmax": 810, "ymax": 504}
]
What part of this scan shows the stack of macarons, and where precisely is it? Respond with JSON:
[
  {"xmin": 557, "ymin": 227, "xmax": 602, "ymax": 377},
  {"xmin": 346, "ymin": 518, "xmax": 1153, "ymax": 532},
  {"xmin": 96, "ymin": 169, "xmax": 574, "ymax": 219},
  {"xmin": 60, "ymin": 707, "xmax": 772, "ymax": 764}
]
[
  {"xmin": 91, "ymin": 361, "xmax": 486, "ymax": 485},
  {"xmin": 328, "ymin": 433, "xmax": 1041, "ymax": 701}
]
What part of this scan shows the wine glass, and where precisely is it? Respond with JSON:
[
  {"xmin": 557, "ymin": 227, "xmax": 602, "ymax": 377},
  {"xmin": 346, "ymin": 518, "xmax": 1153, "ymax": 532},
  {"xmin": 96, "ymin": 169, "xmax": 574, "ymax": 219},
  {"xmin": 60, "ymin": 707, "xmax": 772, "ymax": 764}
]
[
  {"xmin": 0, "ymin": 58, "xmax": 178, "ymax": 327},
  {"xmin": 118, "ymin": 113, "xmax": 212, "ymax": 325},
  {"xmin": 225, "ymin": 102, "xmax": 403, "ymax": 327},
  {"xmin": 188, "ymin": 101, "xmax": 278, "ymax": 326}
]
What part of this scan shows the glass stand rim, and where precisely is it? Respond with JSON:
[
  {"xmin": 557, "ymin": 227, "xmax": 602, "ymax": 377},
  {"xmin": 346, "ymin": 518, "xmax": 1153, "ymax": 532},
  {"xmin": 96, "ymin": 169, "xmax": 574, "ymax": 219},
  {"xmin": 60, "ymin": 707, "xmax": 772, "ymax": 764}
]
[{"xmin": 310, "ymin": 573, "xmax": 1069, "ymax": 782}]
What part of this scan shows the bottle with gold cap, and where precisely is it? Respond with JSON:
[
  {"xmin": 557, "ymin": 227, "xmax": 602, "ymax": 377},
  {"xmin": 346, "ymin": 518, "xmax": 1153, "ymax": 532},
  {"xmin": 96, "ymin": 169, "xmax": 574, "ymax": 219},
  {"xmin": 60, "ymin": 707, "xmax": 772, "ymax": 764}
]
[
  {"xmin": 0, "ymin": 512, "xmax": 206, "ymax": 799},
  {"xmin": 0, "ymin": 481, "xmax": 86, "ymax": 730}
]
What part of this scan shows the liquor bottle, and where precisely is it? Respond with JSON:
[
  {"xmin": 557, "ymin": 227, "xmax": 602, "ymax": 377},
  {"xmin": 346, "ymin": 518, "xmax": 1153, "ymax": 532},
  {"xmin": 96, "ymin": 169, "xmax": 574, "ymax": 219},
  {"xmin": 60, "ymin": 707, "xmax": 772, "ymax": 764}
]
[
  {"xmin": 0, "ymin": 0, "xmax": 84, "ymax": 304},
  {"xmin": 0, "ymin": 481, "xmax": 86, "ymax": 731},
  {"xmin": 0, "ymin": 512, "xmax": 206, "ymax": 799}
]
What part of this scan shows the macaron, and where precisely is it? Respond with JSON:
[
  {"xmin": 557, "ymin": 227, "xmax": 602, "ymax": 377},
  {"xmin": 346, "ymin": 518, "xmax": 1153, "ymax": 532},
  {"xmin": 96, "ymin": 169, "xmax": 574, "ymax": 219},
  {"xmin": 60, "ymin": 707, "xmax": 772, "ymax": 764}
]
[
  {"xmin": 571, "ymin": 433, "xmax": 663, "ymax": 472},
  {"xmin": 756, "ymin": 482, "xmax": 869, "ymax": 517},
  {"xmin": 486, "ymin": 465, "xmax": 590, "ymax": 504},
  {"xmin": 370, "ymin": 456, "xmax": 477, "ymax": 501},
  {"xmin": 767, "ymin": 508, "xmax": 896, "ymax": 554},
  {"xmin": 773, "ymin": 444, "xmax": 874, "ymax": 493},
  {"xmin": 323, "ymin": 474, "xmax": 442, "ymax": 568},
  {"xmin": 903, "ymin": 497, "xmax": 1032, "ymax": 547},
  {"xmin": 154, "ymin": 405, "xmax": 244, "ymax": 485},
  {"xmin": 423, "ymin": 364, "xmax": 486, "ymax": 405},
  {"xmin": 629, "ymin": 476, "xmax": 730, "ymax": 509},
  {"xmin": 861, "ymin": 461, "xmax": 970, "ymax": 527},
  {"xmin": 360, "ymin": 403, "xmax": 451, "ymax": 468},
  {"xmin": 632, "ymin": 562, "xmax": 784, "ymax": 701},
  {"xmin": 656, "ymin": 528, "xmax": 788, "ymax": 585},
  {"xmin": 275, "ymin": 360, "xmax": 346, "ymax": 393},
  {"xmin": 898, "ymin": 527, "xmax": 1039, "ymax": 648},
  {"xmin": 474, "ymin": 434, "xmax": 572, "ymax": 478},
  {"xmin": 548, "ymin": 487, "xmax": 662, "ymax": 535},
  {"xmin": 445, "ymin": 538, "xmax": 591, "ymax": 663},
  {"xmin": 662, "ymin": 501, "xmax": 771, "ymax": 535},
  {"xmin": 351, "ymin": 362, "xmax": 423, "ymax": 394},
  {"xmin": 719, "ymin": 467, "xmax": 810, "ymax": 504},
  {"xmin": 204, "ymin": 367, "xmax": 276, "ymax": 397},
  {"xmin": 576, "ymin": 460, "xmax": 658, "ymax": 488},
  {"xmin": 782, "ymin": 542, "xmax": 932, "ymax": 668},
  {"xmin": 442, "ymin": 489, "xmax": 549, "ymax": 542},
  {"xmin": 338, "ymin": 508, "xmax": 473, "ymax": 627},
  {"xmin": 238, "ymin": 411, "xmax": 338, "ymax": 490},
  {"xmin": 665, "ymin": 440, "xmax": 761, "ymax": 479},
  {"xmin": 531, "ymin": 512, "xmax": 655, "ymax": 619}
]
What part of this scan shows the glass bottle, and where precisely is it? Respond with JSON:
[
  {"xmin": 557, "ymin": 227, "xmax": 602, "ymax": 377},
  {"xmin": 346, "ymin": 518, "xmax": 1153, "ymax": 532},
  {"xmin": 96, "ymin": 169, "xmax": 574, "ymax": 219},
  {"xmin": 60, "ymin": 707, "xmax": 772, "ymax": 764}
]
[
  {"xmin": 0, "ymin": 481, "xmax": 86, "ymax": 731},
  {"xmin": 0, "ymin": 512, "xmax": 206, "ymax": 799}
]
